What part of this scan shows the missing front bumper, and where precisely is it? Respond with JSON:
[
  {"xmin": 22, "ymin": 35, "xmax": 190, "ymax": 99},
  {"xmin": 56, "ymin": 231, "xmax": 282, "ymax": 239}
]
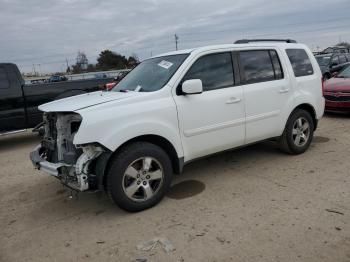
[
  {"xmin": 30, "ymin": 144, "xmax": 103, "ymax": 191},
  {"xmin": 30, "ymin": 145, "xmax": 68, "ymax": 177}
]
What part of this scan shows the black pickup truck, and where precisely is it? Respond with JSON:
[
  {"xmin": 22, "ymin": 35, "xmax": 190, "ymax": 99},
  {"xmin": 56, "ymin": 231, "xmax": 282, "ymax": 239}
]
[{"xmin": 0, "ymin": 63, "xmax": 113, "ymax": 134}]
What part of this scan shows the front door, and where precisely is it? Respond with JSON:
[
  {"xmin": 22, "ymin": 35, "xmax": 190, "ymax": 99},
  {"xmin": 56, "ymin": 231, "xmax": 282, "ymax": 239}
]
[{"xmin": 174, "ymin": 52, "xmax": 245, "ymax": 161}]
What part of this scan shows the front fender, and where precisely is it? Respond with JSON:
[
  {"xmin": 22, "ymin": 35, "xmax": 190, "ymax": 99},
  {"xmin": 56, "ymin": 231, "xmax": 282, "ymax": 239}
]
[
  {"xmin": 98, "ymin": 121, "xmax": 183, "ymax": 157},
  {"xmin": 73, "ymin": 96, "xmax": 184, "ymax": 158}
]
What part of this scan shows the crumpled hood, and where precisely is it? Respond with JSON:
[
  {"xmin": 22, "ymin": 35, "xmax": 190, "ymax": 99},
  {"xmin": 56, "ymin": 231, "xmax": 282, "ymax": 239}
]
[
  {"xmin": 324, "ymin": 78, "xmax": 350, "ymax": 92},
  {"xmin": 39, "ymin": 91, "xmax": 138, "ymax": 112}
]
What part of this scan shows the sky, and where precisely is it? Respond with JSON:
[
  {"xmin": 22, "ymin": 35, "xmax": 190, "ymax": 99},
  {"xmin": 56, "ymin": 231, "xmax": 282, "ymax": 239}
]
[{"xmin": 1, "ymin": 0, "xmax": 350, "ymax": 74}]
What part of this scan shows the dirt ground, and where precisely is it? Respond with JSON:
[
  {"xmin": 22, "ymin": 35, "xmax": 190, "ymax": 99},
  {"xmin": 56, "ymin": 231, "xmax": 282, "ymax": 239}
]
[{"xmin": 1, "ymin": 113, "xmax": 350, "ymax": 262}]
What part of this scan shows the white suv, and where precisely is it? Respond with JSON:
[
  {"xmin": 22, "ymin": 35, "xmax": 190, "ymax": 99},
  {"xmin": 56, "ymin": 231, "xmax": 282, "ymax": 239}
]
[{"xmin": 30, "ymin": 39, "xmax": 325, "ymax": 212}]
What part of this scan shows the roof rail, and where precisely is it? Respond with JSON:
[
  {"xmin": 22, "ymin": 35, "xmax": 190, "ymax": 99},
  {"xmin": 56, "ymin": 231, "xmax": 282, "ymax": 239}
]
[{"xmin": 234, "ymin": 39, "xmax": 297, "ymax": 44}]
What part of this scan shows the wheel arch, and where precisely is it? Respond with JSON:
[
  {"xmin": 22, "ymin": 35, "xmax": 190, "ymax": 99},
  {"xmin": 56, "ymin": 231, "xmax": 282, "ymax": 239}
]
[
  {"xmin": 97, "ymin": 134, "xmax": 184, "ymax": 190},
  {"xmin": 291, "ymin": 103, "xmax": 317, "ymax": 130},
  {"xmin": 120, "ymin": 134, "xmax": 183, "ymax": 174}
]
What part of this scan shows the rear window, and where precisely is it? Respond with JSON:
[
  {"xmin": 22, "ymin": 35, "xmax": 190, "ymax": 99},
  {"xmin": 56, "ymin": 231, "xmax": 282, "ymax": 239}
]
[
  {"xmin": 286, "ymin": 49, "xmax": 314, "ymax": 77},
  {"xmin": 0, "ymin": 67, "xmax": 10, "ymax": 89}
]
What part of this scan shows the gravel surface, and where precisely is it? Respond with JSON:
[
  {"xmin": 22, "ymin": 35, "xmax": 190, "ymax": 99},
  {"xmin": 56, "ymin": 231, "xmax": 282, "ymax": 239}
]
[{"xmin": 1, "ymin": 113, "xmax": 349, "ymax": 262}]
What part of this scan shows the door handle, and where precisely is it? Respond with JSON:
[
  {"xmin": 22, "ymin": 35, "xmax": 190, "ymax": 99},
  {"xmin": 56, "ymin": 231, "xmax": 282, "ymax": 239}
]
[
  {"xmin": 226, "ymin": 97, "xmax": 241, "ymax": 104},
  {"xmin": 278, "ymin": 88, "xmax": 290, "ymax": 94}
]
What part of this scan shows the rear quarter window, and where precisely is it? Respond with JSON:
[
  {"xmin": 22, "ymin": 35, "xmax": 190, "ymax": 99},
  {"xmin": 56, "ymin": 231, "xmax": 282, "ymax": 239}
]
[{"xmin": 286, "ymin": 49, "xmax": 314, "ymax": 77}]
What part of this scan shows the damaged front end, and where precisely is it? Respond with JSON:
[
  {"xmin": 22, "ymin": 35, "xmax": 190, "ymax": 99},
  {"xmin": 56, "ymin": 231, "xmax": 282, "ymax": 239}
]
[{"xmin": 30, "ymin": 112, "xmax": 105, "ymax": 191}]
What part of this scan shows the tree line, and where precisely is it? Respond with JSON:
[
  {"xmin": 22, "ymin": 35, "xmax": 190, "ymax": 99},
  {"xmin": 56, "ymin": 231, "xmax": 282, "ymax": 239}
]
[
  {"xmin": 66, "ymin": 42, "xmax": 350, "ymax": 75},
  {"xmin": 67, "ymin": 50, "xmax": 140, "ymax": 74}
]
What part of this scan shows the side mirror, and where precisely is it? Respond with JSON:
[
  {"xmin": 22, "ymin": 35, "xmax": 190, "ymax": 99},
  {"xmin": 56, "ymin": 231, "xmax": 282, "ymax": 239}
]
[
  {"xmin": 181, "ymin": 79, "xmax": 203, "ymax": 95},
  {"xmin": 332, "ymin": 71, "xmax": 338, "ymax": 77}
]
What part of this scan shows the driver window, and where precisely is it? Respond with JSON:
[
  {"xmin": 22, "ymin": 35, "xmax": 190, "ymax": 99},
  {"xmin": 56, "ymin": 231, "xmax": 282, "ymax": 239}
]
[{"xmin": 182, "ymin": 52, "xmax": 234, "ymax": 91}]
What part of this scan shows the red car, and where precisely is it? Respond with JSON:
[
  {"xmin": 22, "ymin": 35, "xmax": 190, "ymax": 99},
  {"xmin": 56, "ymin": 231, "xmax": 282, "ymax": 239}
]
[
  {"xmin": 323, "ymin": 66, "xmax": 350, "ymax": 112},
  {"xmin": 101, "ymin": 71, "xmax": 130, "ymax": 91}
]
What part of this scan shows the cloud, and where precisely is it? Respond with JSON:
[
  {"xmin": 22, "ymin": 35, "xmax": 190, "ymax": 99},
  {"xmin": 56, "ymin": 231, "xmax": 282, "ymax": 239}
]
[{"xmin": 0, "ymin": 0, "xmax": 349, "ymax": 73}]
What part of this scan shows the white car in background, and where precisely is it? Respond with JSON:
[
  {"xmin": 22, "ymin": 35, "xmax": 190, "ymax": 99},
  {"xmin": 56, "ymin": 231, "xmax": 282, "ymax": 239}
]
[{"xmin": 30, "ymin": 39, "xmax": 325, "ymax": 212}]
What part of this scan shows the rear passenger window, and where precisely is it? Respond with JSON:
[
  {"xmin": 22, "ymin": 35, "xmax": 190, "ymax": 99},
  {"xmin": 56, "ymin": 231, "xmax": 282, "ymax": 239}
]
[
  {"xmin": 286, "ymin": 49, "xmax": 314, "ymax": 77},
  {"xmin": 239, "ymin": 50, "xmax": 283, "ymax": 84},
  {"xmin": 0, "ymin": 67, "xmax": 10, "ymax": 89},
  {"xmin": 183, "ymin": 52, "xmax": 234, "ymax": 91}
]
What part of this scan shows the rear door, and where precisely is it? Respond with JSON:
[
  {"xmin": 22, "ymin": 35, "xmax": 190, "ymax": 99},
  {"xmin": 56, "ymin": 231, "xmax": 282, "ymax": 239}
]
[
  {"xmin": 0, "ymin": 64, "xmax": 27, "ymax": 132},
  {"xmin": 238, "ymin": 49, "xmax": 292, "ymax": 143}
]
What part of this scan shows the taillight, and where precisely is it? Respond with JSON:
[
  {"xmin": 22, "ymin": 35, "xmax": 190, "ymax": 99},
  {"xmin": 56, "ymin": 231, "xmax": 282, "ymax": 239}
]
[{"xmin": 106, "ymin": 82, "xmax": 117, "ymax": 91}]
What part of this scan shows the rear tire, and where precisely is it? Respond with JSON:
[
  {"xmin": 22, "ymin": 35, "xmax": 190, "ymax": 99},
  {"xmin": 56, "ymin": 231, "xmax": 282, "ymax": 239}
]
[
  {"xmin": 279, "ymin": 109, "xmax": 314, "ymax": 155},
  {"xmin": 106, "ymin": 142, "xmax": 173, "ymax": 212}
]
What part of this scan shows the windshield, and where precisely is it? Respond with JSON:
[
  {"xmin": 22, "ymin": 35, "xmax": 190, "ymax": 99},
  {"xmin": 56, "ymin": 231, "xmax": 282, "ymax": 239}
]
[
  {"xmin": 337, "ymin": 65, "xmax": 350, "ymax": 78},
  {"xmin": 316, "ymin": 56, "xmax": 331, "ymax": 66},
  {"xmin": 113, "ymin": 54, "xmax": 189, "ymax": 92}
]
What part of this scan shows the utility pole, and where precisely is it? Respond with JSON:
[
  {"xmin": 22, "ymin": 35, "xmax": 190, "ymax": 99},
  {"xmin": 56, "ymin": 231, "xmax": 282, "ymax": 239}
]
[
  {"xmin": 37, "ymin": 64, "xmax": 41, "ymax": 76},
  {"xmin": 174, "ymin": 34, "xmax": 179, "ymax": 51},
  {"xmin": 32, "ymin": 64, "xmax": 37, "ymax": 76},
  {"xmin": 66, "ymin": 58, "xmax": 69, "ymax": 72}
]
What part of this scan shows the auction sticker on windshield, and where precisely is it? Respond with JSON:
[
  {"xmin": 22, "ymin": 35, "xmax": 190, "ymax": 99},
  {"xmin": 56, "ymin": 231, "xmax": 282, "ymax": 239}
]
[{"xmin": 158, "ymin": 60, "xmax": 173, "ymax": 69}]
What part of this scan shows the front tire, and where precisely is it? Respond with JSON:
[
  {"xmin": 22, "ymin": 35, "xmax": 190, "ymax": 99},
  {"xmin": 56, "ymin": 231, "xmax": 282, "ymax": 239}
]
[
  {"xmin": 279, "ymin": 109, "xmax": 314, "ymax": 155},
  {"xmin": 106, "ymin": 142, "xmax": 173, "ymax": 212}
]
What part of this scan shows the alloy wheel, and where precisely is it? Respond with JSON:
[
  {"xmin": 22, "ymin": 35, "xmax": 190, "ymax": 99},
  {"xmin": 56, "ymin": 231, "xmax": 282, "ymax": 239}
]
[
  {"xmin": 122, "ymin": 157, "xmax": 164, "ymax": 202},
  {"xmin": 292, "ymin": 117, "xmax": 310, "ymax": 147}
]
